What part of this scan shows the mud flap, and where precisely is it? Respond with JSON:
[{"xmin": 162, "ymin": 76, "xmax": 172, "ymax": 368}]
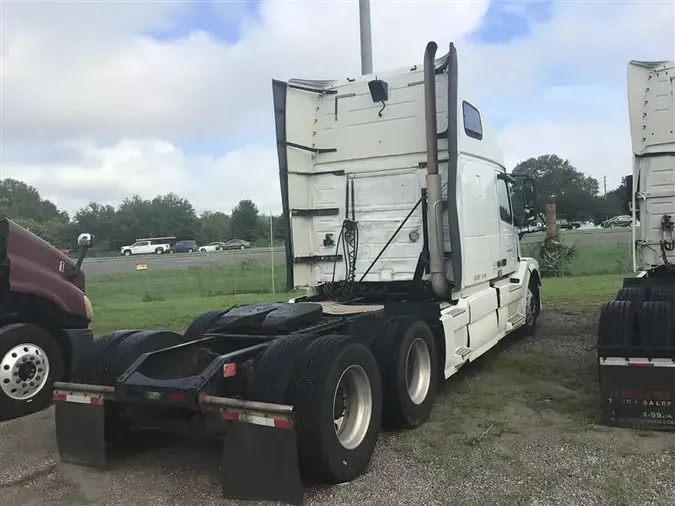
[
  {"xmin": 201, "ymin": 394, "xmax": 303, "ymax": 505},
  {"xmin": 599, "ymin": 357, "xmax": 675, "ymax": 429},
  {"xmin": 53, "ymin": 382, "xmax": 115, "ymax": 469},
  {"xmin": 221, "ymin": 421, "xmax": 303, "ymax": 505}
]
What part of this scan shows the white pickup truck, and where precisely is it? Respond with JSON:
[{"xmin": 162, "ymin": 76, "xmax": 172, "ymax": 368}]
[{"xmin": 120, "ymin": 237, "xmax": 174, "ymax": 256}]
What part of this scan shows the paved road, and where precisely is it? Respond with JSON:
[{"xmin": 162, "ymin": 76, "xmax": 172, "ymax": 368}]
[
  {"xmin": 82, "ymin": 248, "xmax": 286, "ymax": 277},
  {"xmin": 81, "ymin": 229, "xmax": 632, "ymax": 277}
]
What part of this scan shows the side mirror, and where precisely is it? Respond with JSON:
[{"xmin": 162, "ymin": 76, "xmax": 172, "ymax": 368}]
[
  {"xmin": 73, "ymin": 233, "xmax": 95, "ymax": 273},
  {"xmin": 523, "ymin": 179, "xmax": 536, "ymax": 211},
  {"xmin": 78, "ymin": 233, "xmax": 94, "ymax": 248}
]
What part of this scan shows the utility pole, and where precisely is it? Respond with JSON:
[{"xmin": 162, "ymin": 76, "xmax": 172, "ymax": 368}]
[
  {"xmin": 269, "ymin": 212, "xmax": 275, "ymax": 294},
  {"xmin": 603, "ymin": 175, "xmax": 607, "ymax": 197},
  {"xmin": 358, "ymin": 0, "xmax": 373, "ymax": 75}
]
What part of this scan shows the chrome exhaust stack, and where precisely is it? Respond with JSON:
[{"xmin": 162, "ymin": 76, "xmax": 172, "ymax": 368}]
[{"xmin": 423, "ymin": 41, "xmax": 450, "ymax": 299}]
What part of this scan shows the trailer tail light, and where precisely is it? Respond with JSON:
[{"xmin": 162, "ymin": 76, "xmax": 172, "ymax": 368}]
[
  {"xmin": 220, "ymin": 410, "xmax": 238, "ymax": 421},
  {"xmin": 273, "ymin": 418, "xmax": 293, "ymax": 430},
  {"xmin": 223, "ymin": 363, "xmax": 237, "ymax": 378},
  {"xmin": 166, "ymin": 392, "xmax": 186, "ymax": 403}
]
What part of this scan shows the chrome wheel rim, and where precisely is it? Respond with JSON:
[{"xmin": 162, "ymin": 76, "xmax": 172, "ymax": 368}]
[
  {"xmin": 333, "ymin": 365, "xmax": 373, "ymax": 450},
  {"xmin": 0, "ymin": 343, "xmax": 50, "ymax": 400},
  {"xmin": 405, "ymin": 338, "xmax": 432, "ymax": 405}
]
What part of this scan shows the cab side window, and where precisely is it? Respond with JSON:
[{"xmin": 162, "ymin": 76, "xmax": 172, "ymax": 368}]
[
  {"xmin": 463, "ymin": 101, "xmax": 483, "ymax": 140},
  {"xmin": 497, "ymin": 179, "xmax": 512, "ymax": 224}
]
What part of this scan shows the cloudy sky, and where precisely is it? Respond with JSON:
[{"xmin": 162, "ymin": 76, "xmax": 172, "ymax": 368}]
[{"xmin": 1, "ymin": 0, "xmax": 673, "ymax": 217}]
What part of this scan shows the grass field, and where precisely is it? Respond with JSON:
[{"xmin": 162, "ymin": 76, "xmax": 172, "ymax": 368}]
[
  {"xmin": 88, "ymin": 261, "xmax": 294, "ymax": 335},
  {"xmin": 521, "ymin": 240, "xmax": 631, "ymax": 277},
  {"xmin": 89, "ymin": 272, "xmax": 625, "ymax": 335}
]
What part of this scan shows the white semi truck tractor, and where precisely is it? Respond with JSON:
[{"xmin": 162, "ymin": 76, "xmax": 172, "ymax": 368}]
[
  {"xmin": 598, "ymin": 59, "xmax": 675, "ymax": 429},
  {"xmin": 51, "ymin": 41, "xmax": 542, "ymax": 505}
]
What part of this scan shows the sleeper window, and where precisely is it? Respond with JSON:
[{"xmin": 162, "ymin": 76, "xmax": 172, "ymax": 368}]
[{"xmin": 463, "ymin": 101, "xmax": 483, "ymax": 140}]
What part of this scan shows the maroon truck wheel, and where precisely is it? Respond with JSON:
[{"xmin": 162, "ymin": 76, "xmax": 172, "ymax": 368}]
[{"xmin": 0, "ymin": 323, "xmax": 64, "ymax": 420}]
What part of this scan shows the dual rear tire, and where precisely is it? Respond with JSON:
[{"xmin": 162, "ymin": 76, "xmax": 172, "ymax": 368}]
[
  {"xmin": 249, "ymin": 316, "xmax": 438, "ymax": 484},
  {"xmin": 66, "ymin": 313, "xmax": 439, "ymax": 486},
  {"xmin": 72, "ymin": 329, "xmax": 184, "ymax": 386}
]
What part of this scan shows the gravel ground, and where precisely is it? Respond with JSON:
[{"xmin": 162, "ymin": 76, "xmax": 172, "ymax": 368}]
[{"xmin": 3, "ymin": 303, "xmax": 675, "ymax": 506}]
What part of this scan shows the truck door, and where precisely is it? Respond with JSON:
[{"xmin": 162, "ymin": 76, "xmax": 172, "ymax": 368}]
[
  {"xmin": 135, "ymin": 241, "xmax": 150, "ymax": 254},
  {"xmin": 494, "ymin": 172, "xmax": 518, "ymax": 275}
]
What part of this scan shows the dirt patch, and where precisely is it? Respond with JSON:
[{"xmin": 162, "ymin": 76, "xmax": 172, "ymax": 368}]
[{"xmin": 390, "ymin": 303, "xmax": 675, "ymax": 506}]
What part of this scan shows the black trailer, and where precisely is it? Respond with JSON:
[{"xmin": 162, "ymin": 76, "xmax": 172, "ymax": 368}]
[
  {"xmin": 597, "ymin": 276, "xmax": 675, "ymax": 430},
  {"xmin": 53, "ymin": 299, "xmax": 441, "ymax": 505}
]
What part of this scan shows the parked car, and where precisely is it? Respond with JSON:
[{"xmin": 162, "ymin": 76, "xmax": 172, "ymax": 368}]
[
  {"xmin": 221, "ymin": 239, "xmax": 251, "ymax": 250},
  {"xmin": 172, "ymin": 240, "xmax": 198, "ymax": 253},
  {"xmin": 600, "ymin": 215, "xmax": 632, "ymax": 228},
  {"xmin": 200, "ymin": 242, "xmax": 226, "ymax": 253},
  {"xmin": 120, "ymin": 237, "xmax": 174, "ymax": 256},
  {"xmin": 199, "ymin": 239, "xmax": 252, "ymax": 253},
  {"xmin": 558, "ymin": 220, "xmax": 581, "ymax": 230}
]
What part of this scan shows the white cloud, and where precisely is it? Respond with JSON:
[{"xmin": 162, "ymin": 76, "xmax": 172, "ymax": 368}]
[
  {"xmin": 2, "ymin": 139, "xmax": 280, "ymax": 216},
  {"xmin": 498, "ymin": 81, "xmax": 634, "ymax": 189},
  {"xmin": 1, "ymin": 0, "xmax": 489, "ymax": 143},
  {"xmin": 0, "ymin": 0, "xmax": 673, "ymax": 215}
]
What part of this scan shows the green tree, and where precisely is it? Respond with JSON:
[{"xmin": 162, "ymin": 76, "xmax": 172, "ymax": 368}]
[
  {"xmin": 513, "ymin": 154, "xmax": 599, "ymax": 203},
  {"xmin": 1, "ymin": 179, "xmax": 73, "ymax": 247},
  {"xmin": 272, "ymin": 214, "xmax": 286, "ymax": 242},
  {"xmin": 115, "ymin": 195, "xmax": 154, "ymax": 246},
  {"xmin": 1, "ymin": 177, "xmax": 286, "ymax": 251},
  {"xmin": 73, "ymin": 203, "xmax": 119, "ymax": 251},
  {"xmin": 231, "ymin": 199, "xmax": 260, "ymax": 241},
  {"xmin": 40, "ymin": 219, "xmax": 77, "ymax": 248},
  {"xmin": 511, "ymin": 154, "xmax": 609, "ymax": 222},
  {"xmin": 254, "ymin": 213, "xmax": 286, "ymax": 245},
  {"xmin": 0, "ymin": 178, "xmax": 69, "ymax": 223},
  {"xmin": 197, "ymin": 211, "xmax": 231, "ymax": 244},
  {"xmin": 607, "ymin": 176, "xmax": 632, "ymax": 216},
  {"xmin": 149, "ymin": 193, "xmax": 199, "ymax": 239}
]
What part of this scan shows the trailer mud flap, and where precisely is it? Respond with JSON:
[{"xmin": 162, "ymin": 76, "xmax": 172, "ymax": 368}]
[
  {"xmin": 599, "ymin": 357, "xmax": 675, "ymax": 429},
  {"xmin": 201, "ymin": 394, "xmax": 303, "ymax": 506},
  {"xmin": 53, "ymin": 382, "xmax": 115, "ymax": 469}
]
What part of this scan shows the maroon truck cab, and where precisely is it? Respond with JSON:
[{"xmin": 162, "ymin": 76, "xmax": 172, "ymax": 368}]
[{"xmin": 0, "ymin": 217, "xmax": 94, "ymax": 420}]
